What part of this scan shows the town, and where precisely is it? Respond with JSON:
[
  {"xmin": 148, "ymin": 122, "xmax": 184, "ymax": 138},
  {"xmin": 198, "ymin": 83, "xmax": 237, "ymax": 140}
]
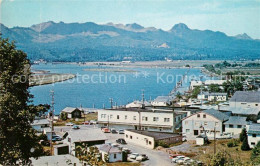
[{"xmin": 30, "ymin": 68, "xmax": 260, "ymax": 166}]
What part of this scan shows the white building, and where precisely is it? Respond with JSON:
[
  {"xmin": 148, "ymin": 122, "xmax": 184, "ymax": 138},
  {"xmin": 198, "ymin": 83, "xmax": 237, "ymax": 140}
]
[
  {"xmin": 224, "ymin": 116, "xmax": 249, "ymax": 136},
  {"xmin": 126, "ymin": 100, "xmax": 151, "ymax": 108},
  {"xmin": 247, "ymin": 123, "xmax": 260, "ymax": 148},
  {"xmin": 124, "ymin": 129, "xmax": 182, "ymax": 149},
  {"xmin": 98, "ymin": 144, "xmax": 123, "ymax": 162},
  {"xmin": 98, "ymin": 108, "xmax": 187, "ymax": 133},
  {"xmin": 197, "ymin": 92, "xmax": 227, "ymax": 102},
  {"xmin": 204, "ymin": 80, "xmax": 226, "ymax": 86},
  {"xmin": 229, "ymin": 91, "xmax": 260, "ymax": 109},
  {"xmin": 63, "ymin": 129, "xmax": 107, "ymax": 156},
  {"xmin": 190, "ymin": 80, "xmax": 203, "ymax": 90},
  {"xmin": 151, "ymin": 96, "xmax": 172, "ymax": 106},
  {"xmin": 182, "ymin": 109, "xmax": 229, "ymax": 140},
  {"xmin": 31, "ymin": 118, "xmax": 50, "ymax": 132}
]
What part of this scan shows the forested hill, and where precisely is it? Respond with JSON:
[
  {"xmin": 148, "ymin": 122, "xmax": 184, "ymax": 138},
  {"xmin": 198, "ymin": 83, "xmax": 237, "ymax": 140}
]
[{"xmin": 1, "ymin": 21, "xmax": 260, "ymax": 61}]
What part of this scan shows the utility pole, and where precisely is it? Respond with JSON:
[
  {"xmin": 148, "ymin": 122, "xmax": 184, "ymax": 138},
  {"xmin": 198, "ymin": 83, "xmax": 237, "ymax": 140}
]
[
  {"xmin": 214, "ymin": 127, "xmax": 216, "ymax": 154},
  {"xmin": 50, "ymin": 90, "xmax": 55, "ymax": 155},
  {"xmin": 141, "ymin": 89, "xmax": 145, "ymax": 109}
]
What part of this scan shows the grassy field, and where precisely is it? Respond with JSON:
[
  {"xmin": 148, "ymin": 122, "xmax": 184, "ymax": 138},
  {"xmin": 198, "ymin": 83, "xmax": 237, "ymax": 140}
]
[
  {"xmin": 54, "ymin": 113, "xmax": 98, "ymax": 126},
  {"xmin": 192, "ymin": 139, "xmax": 252, "ymax": 165}
]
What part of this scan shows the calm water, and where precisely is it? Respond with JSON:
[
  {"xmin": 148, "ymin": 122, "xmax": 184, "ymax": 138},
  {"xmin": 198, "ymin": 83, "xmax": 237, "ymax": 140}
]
[{"xmin": 30, "ymin": 63, "xmax": 206, "ymax": 114}]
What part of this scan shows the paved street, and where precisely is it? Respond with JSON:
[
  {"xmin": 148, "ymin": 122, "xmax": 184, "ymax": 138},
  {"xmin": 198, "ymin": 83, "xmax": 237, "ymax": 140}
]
[{"xmin": 104, "ymin": 133, "xmax": 174, "ymax": 166}]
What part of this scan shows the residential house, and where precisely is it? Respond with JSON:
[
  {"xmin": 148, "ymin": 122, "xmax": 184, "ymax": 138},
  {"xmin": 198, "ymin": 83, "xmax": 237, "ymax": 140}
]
[
  {"xmin": 228, "ymin": 107, "xmax": 260, "ymax": 122},
  {"xmin": 182, "ymin": 109, "xmax": 229, "ymax": 140},
  {"xmin": 229, "ymin": 91, "xmax": 260, "ymax": 109},
  {"xmin": 63, "ymin": 129, "xmax": 107, "ymax": 156},
  {"xmin": 61, "ymin": 107, "xmax": 82, "ymax": 119},
  {"xmin": 124, "ymin": 129, "xmax": 182, "ymax": 149},
  {"xmin": 151, "ymin": 96, "xmax": 172, "ymax": 106},
  {"xmin": 224, "ymin": 116, "xmax": 249, "ymax": 136},
  {"xmin": 247, "ymin": 123, "xmax": 260, "ymax": 148},
  {"xmin": 197, "ymin": 92, "xmax": 227, "ymax": 102},
  {"xmin": 31, "ymin": 118, "xmax": 49, "ymax": 132},
  {"xmin": 98, "ymin": 144, "xmax": 123, "ymax": 163},
  {"xmin": 98, "ymin": 108, "xmax": 187, "ymax": 133}
]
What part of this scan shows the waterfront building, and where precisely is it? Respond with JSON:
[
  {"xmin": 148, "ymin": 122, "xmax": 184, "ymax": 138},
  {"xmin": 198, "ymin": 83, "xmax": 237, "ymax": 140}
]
[
  {"xmin": 182, "ymin": 109, "xmax": 229, "ymax": 140},
  {"xmin": 98, "ymin": 107, "xmax": 187, "ymax": 133},
  {"xmin": 151, "ymin": 96, "xmax": 172, "ymax": 106},
  {"xmin": 60, "ymin": 107, "xmax": 83, "ymax": 118}
]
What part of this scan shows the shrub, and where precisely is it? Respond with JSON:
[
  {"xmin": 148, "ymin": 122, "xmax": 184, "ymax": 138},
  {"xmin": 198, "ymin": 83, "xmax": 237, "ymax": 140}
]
[
  {"xmin": 156, "ymin": 140, "xmax": 169, "ymax": 148},
  {"xmin": 241, "ymin": 137, "xmax": 250, "ymax": 151}
]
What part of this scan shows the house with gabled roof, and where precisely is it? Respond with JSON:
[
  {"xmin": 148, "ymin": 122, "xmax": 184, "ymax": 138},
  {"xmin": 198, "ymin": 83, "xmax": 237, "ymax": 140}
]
[
  {"xmin": 182, "ymin": 109, "xmax": 229, "ymax": 140},
  {"xmin": 98, "ymin": 144, "xmax": 123, "ymax": 163},
  {"xmin": 224, "ymin": 116, "xmax": 249, "ymax": 136},
  {"xmin": 60, "ymin": 107, "xmax": 82, "ymax": 119},
  {"xmin": 229, "ymin": 91, "xmax": 260, "ymax": 109},
  {"xmin": 247, "ymin": 123, "xmax": 260, "ymax": 148}
]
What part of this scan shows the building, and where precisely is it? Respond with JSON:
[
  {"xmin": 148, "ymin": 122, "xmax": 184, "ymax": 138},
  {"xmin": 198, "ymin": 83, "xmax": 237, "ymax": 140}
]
[
  {"xmin": 98, "ymin": 108, "xmax": 187, "ymax": 133},
  {"xmin": 247, "ymin": 123, "xmax": 260, "ymax": 148},
  {"xmin": 31, "ymin": 118, "xmax": 49, "ymax": 132},
  {"xmin": 63, "ymin": 129, "xmax": 107, "ymax": 156},
  {"xmin": 98, "ymin": 144, "xmax": 123, "ymax": 162},
  {"xmin": 229, "ymin": 91, "xmax": 260, "ymax": 109},
  {"xmin": 30, "ymin": 155, "xmax": 81, "ymax": 166},
  {"xmin": 190, "ymin": 80, "xmax": 203, "ymax": 90},
  {"xmin": 229, "ymin": 107, "xmax": 260, "ymax": 117},
  {"xmin": 126, "ymin": 100, "xmax": 151, "ymax": 108},
  {"xmin": 182, "ymin": 109, "xmax": 229, "ymax": 140},
  {"xmin": 61, "ymin": 107, "xmax": 82, "ymax": 119},
  {"xmin": 197, "ymin": 92, "xmax": 227, "ymax": 102},
  {"xmin": 151, "ymin": 96, "xmax": 172, "ymax": 106},
  {"xmin": 204, "ymin": 80, "xmax": 226, "ymax": 86},
  {"xmin": 224, "ymin": 116, "xmax": 249, "ymax": 136},
  {"xmin": 124, "ymin": 129, "xmax": 182, "ymax": 149}
]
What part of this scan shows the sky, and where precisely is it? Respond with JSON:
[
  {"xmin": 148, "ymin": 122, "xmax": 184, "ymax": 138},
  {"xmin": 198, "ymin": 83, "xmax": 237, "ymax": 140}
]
[{"xmin": 1, "ymin": 0, "xmax": 260, "ymax": 39}]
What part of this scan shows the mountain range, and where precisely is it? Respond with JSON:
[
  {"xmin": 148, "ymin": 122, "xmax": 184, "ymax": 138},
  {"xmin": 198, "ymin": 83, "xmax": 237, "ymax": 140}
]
[{"xmin": 1, "ymin": 21, "xmax": 260, "ymax": 61}]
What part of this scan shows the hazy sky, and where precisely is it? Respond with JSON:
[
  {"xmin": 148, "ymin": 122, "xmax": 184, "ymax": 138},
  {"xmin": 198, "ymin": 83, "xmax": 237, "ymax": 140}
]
[{"xmin": 1, "ymin": 0, "xmax": 260, "ymax": 39}]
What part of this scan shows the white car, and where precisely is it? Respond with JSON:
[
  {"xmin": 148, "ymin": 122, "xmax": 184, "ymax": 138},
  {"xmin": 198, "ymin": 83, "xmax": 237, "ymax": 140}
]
[
  {"xmin": 136, "ymin": 154, "xmax": 148, "ymax": 161},
  {"xmin": 66, "ymin": 122, "xmax": 74, "ymax": 126},
  {"xmin": 118, "ymin": 129, "xmax": 124, "ymax": 134},
  {"xmin": 129, "ymin": 153, "xmax": 139, "ymax": 159},
  {"xmin": 171, "ymin": 155, "xmax": 185, "ymax": 163}
]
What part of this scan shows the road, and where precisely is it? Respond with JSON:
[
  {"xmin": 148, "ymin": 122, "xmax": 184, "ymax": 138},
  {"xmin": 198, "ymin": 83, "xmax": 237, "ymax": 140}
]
[{"xmin": 105, "ymin": 133, "xmax": 174, "ymax": 166}]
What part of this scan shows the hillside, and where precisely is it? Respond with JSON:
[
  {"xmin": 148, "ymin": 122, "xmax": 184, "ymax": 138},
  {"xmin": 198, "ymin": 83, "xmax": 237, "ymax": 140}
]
[{"xmin": 1, "ymin": 21, "xmax": 260, "ymax": 61}]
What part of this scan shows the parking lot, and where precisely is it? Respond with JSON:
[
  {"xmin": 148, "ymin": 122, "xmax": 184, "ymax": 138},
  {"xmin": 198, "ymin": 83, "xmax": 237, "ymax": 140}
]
[{"xmin": 104, "ymin": 132, "xmax": 174, "ymax": 166}]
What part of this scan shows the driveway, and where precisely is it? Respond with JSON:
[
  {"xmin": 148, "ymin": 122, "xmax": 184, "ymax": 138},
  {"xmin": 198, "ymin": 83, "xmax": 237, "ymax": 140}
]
[{"xmin": 104, "ymin": 133, "xmax": 175, "ymax": 166}]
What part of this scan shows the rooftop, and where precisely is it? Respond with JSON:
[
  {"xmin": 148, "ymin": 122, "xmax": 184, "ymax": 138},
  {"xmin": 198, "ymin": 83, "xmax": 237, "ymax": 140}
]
[
  {"xmin": 30, "ymin": 155, "xmax": 80, "ymax": 166},
  {"xmin": 104, "ymin": 107, "xmax": 186, "ymax": 114},
  {"xmin": 203, "ymin": 109, "xmax": 229, "ymax": 121},
  {"xmin": 66, "ymin": 128, "xmax": 107, "ymax": 143},
  {"xmin": 153, "ymin": 96, "xmax": 172, "ymax": 102},
  {"xmin": 126, "ymin": 129, "xmax": 181, "ymax": 140},
  {"xmin": 229, "ymin": 107, "xmax": 260, "ymax": 115},
  {"xmin": 224, "ymin": 116, "xmax": 248, "ymax": 125},
  {"xmin": 230, "ymin": 91, "xmax": 260, "ymax": 103},
  {"xmin": 61, "ymin": 107, "xmax": 80, "ymax": 113},
  {"xmin": 98, "ymin": 144, "xmax": 122, "ymax": 153},
  {"xmin": 31, "ymin": 118, "xmax": 49, "ymax": 126},
  {"xmin": 248, "ymin": 123, "xmax": 260, "ymax": 134},
  {"xmin": 202, "ymin": 92, "xmax": 227, "ymax": 96}
]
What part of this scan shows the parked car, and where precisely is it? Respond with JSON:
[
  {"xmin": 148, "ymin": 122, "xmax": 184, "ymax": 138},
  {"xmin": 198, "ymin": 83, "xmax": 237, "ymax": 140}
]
[
  {"xmin": 52, "ymin": 137, "xmax": 62, "ymax": 142},
  {"xmin": 82, "ymin": 121, "xmax": 90, "ymax": 125},
  {"xmin": 118, "ymin": 129, "xmax": 124, "ymax": 134},
  {"xmin": 136, "ymin": 154, "xmax": 148, "ymax": 161},
  {"xmin": 171, "ymin": 155, "xmax": 185, "ymax": 163},
  {"xmin": 102, "ymin": 128, "xmax": 110, "ymax": 133},
  {"xmin": 116, "ymin": 138, "xmax": 126, "ymax": 144},
  {"xmin": 90, "ymin": 120, "xmax": 97, "ymax": 125},
  {"xmin": 169, "ymin": 154, "xmax": 182, "ymax": 159},
  {"xmin": 100, "ymin": 126, "xmax": 106, "ymax": 130},
  {"xmin": 129, "ymin": 153, "xmax": 139, "ymax": 159},
  {"xmin": 66, "ymin": 122, "xmax": 74, "ymax": 126},
  {"xmin": 111, "ymin": 129, "xmax": 118, "ymax": 134},
  {"xmin": 72, "ymin": 125, "xmax": 80, "ymax": 129}
]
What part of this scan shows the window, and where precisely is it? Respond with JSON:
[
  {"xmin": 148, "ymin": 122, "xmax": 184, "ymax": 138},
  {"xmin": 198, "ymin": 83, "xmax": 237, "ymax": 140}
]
[
  {"xmin": 125, "ymin": 115, "xmax": 127, "ymax": 120},
  {"xmin": 142, "ymin": 116, "xmax": 148, "ymax": 121},
  {"xmin": 117, "ymin": 115, "xmax": 119, "ymax": 119},
  {"xmin": 149, "ymin": 141, "xmax": 152, "ymax": 145},
  {"xmin": 110, "ymin": 115, "xmax": 113, "ymax": 119},
  {"xmin": 130, "ymin": 136, "xmax": 132, "ymax": 139},
  {"xmin": 68, "ymin": 138, "xmax": 71, "ymax": 142},
  {"xmin": 253, "ymin": 134, "xmax": 257, "ymax": 137},
  {"xmin": 185, "ymin": 121, "xmax": 188, "ymax": 125},
  {"xmin": 197, "ymin": 114, "xmax": 200, "ymax": 118},
  {"xmin": 186, "ymin": 129, "xmax": 190, "ymax": 133},
  {"xmin": 164, "ymin": 118, "xmax": 170, "ymax": 122},
  {"xmin": 229, "ymin": 124, "xmax": 234, "ymax": 128},
  {"xmin": 215, "ymin": 122, "xmax": 219, "ymax": 127},
  {"xmin": 195, "ymin": 122, "xmax": 200, "ymax": 126},
  {"xmin": 133, "ymin": 116, "xmax": 136, "ymax": 120},
  {"xmin": 203, "ymin": 114, "xmax": 206, "ymax": 118},
  {"xmin": 237, "ymin": 125, "xmax": 242, "ymax": 128},
  {"xmin": 126, "ymin": 134, "xmax": 128, "ymax": 138},
  {"xmin": 114, "ymin": 154, "xmax": 117, "ymax": 159},
  {"xmin": 204, "ymin": 122, "xmax": 208, "ymax": 125},
  {"xmin": 251, "ymin": 142, "xmax": 256, "ymax": 146},
  {"xmin": 153, "ymin": 117, "xmax": 159, "ymax": 122},
  {"xmin": 194, "ymin": 130, "xmax": 199, "ymax": 136},
  {"xmin": 101, "ymin": 114, "xmax": 106, "ymax": 118},
  {"xmin": 256, "ymin": 104, "xmax": 258, "ymax": 106}
]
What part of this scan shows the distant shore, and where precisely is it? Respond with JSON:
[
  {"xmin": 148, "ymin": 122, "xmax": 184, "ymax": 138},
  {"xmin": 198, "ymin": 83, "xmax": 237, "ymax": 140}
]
[
  {"xmin": 29, "ymin": 73, "xmax": 76, "ymax": 86},
  {"xmin": 83, "ymin": 68, "xmax": 136, "ymax": 72}
]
